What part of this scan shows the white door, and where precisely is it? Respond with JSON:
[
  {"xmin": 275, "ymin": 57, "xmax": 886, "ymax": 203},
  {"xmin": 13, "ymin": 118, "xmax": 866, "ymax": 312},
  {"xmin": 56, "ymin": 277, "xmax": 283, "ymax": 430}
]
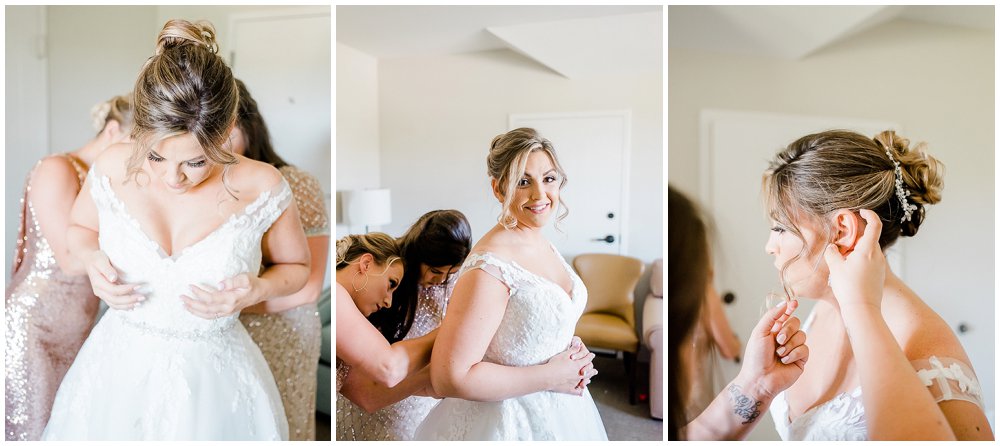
[
  {"xmin": 700, "ymin": 110, "xmax": 900, "ymax": 440},
  {"xmin": 228, "ymin": 8, "xmax": 331, "ymax": 289},
  {"xmin": 228, "ymin": 9, "xmax": 331, "ymax": 200},
  {"xmin": 510, "ymin": 111, "xmax": 630, "ymax": 259}
]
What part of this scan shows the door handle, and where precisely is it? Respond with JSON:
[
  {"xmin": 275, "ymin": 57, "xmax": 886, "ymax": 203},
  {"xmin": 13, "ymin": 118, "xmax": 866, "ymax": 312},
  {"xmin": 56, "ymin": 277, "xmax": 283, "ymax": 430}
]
[
  {"xmin": 722, "ymin": 291, "xmax": 736, "ymax": 305},
  {"xmin": 592, "ymin": 235, "xmax": 615, "ymax": 243}
]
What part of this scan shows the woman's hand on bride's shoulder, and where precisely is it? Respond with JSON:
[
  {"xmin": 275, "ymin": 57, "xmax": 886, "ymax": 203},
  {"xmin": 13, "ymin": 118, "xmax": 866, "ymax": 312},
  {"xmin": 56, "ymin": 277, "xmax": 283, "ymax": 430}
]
[
  {"xmin": 181, "ymin": 273, "xmax": 263, "ymax": 319},
  {"xmin": 85, "ymin": 250, "xmax": 145, "ymax": 310},
  {"xmin": 738, "ymin": 299, "xmax": 809, "ymax": 399},
  {"xmin": 823, "ymin": 209, "xmax": 887, "ymax": 312},
  {"xmin": 545, "ymin": 336, "xmax": 597, "ymax": 396}
]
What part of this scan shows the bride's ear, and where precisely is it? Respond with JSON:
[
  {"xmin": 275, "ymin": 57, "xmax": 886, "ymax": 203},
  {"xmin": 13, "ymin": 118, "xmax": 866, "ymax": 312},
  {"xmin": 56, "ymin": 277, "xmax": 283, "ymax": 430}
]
[
  {"xmin": 830, "ymin": 209, "xmax": 864, "ymax": 255},
  {"xmin": 491, "ymin": 178, "xmax": 504, "ymax": 203}
]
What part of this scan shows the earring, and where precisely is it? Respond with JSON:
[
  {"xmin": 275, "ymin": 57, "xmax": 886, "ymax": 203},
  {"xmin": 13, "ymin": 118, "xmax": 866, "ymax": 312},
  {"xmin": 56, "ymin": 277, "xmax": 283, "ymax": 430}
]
[{"xmin": 352, "ymin": 270, "xmax": 370, "ymax": 292}]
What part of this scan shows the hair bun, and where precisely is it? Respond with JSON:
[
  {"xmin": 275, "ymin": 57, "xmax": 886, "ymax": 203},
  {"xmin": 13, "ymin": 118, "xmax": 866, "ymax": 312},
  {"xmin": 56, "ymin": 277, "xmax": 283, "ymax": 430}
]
[
  {"xmin": 873, "ymin": 130, "xmax": 944, "ymax": 207},
  {"xmin": 155, "ymin": 19, "xmax": 218, "ymax": 55},
  {"xmin": 90, "ymin": 100, "xmax": 112, "ymax": 132},
  {"xmin": 335, "ymin": 236, "xmax": 354, "ymax": 265}
]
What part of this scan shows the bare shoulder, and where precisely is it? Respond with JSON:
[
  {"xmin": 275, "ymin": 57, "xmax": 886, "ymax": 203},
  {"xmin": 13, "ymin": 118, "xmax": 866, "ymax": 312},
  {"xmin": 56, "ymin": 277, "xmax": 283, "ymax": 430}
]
[
  {"xmin": 887, "ymin": 294, "xmax": 971, "ymax": 365},
  {"xmin": 470, "ymin": 227, "xmax": 525, "ymax": 260},
  {"xmin": 32, "ymin": 155, "xmax": 80, "ymax": 186},
  {"xmin": 91, "ymin": 143, "xmax": 133, "ymax": 181},
  {"xmin": 227, "ymin": 156, "xmax": 284, "ymax": 200}
]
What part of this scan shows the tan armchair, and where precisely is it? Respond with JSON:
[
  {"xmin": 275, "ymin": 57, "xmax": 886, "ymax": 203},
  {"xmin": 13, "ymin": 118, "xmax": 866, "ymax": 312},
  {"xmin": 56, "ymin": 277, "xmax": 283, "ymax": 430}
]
[{"xmin": 573, "ymin": 253, "xmax": 645, "ymax": 404}]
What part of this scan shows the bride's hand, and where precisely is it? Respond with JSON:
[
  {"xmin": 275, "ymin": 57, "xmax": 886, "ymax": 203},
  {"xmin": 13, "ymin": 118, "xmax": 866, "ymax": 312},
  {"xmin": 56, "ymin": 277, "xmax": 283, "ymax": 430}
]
[
  {"xmin": 544, "ymin": 337, "xmax": 597, "ymax": 396},
  {"xmin": 181, "ymin": 273, "xmax": 263, "ymax": 319},
  {"xmin": 569, "ymin": 336, "xmax": 599, "ymax": 390},
  {"xmin": 823, "ymin": 209, "xmax": 887, "ymax": 311},
  {"xmin": 84, "ymin": 250, "xmax": 144, "ymax": 310},
  {"xmin": 736, "ymin": 299, "xmax": 809, "ymax": 399}
]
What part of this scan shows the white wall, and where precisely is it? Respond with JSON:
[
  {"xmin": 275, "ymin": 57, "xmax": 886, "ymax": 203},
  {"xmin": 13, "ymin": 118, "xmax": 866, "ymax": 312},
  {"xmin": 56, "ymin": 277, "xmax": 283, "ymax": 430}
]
[
  {"xmin": 669, "ymin": 19, "xmax": 994, "ymax": 433},
  {"xmin": 47, "ymin": 6, "xmax": 155, "ymax": 153},
  {"xmin": 5, "ymin": 6, "xmax": 51, "ymax": 276},
  {"xmin": 377, "ymin": 49, "xmax": 663, "ymax": 263},
  {"xmin": 335, "ymin": 42, "xmax": 382, "ymax": 236},
  {"xmin": 154, "ymin": 5, "xmax": 314, "ymax": 60}
]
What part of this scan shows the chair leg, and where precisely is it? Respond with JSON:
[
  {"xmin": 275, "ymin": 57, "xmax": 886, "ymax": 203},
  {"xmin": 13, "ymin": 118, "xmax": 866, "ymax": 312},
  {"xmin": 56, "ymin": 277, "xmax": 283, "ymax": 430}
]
[{"xmin": 624, "ymin": 351, "xmax": 637, "ymax": 405}]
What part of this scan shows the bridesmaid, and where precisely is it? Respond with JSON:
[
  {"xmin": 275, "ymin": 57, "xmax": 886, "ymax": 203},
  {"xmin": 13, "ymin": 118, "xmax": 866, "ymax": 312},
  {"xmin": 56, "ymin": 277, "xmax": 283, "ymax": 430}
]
[
  {"xmin": 5, "ymin": 94, "xmax": 133, "ymax": 440},
  {"xmin": 337, "ymin": 210, "xmax": 472, "ymax": 440},
  {"xmin": 232, "ymin": 79, "xmax": 329, "ymax": 441},
  {"xmin": 334, "ymin": 233, "xmax": 437, "ymax": 400}
]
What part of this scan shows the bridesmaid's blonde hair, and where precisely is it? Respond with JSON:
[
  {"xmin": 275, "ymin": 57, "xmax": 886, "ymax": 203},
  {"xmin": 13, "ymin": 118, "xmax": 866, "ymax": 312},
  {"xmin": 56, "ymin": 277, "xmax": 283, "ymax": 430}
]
[{"xmin": 336, "ymin": 233, "xmax": 403, "ymax": 271}]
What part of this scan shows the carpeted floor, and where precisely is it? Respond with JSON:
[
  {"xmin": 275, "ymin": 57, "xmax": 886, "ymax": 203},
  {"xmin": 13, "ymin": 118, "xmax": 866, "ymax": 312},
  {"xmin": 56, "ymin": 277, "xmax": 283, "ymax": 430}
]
[{"xmin": 589, "ymin": 355, "xmax": 663, "ymax": 441}]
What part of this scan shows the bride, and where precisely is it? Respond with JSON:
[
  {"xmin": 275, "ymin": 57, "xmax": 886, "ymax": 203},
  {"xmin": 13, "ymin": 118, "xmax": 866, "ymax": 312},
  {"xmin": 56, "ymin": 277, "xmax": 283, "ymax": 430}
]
[
  {"xmin": 762, "ymin": 130, "xmax": 992, "ymax": 440},
  {"xmin": 414, "ymin": 128, "xmax": 605, "ymax": 441},
  {"xmin": 41, "ymin": 19, "xmax": 310, "ymax": 440}
]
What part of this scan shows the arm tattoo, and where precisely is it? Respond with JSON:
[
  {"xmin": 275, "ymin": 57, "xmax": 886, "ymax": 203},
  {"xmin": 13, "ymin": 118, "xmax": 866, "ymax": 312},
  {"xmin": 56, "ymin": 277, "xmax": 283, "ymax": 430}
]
[{"xmin": 728, "ymin": 384, "xmax": 763, "ymax": 425}]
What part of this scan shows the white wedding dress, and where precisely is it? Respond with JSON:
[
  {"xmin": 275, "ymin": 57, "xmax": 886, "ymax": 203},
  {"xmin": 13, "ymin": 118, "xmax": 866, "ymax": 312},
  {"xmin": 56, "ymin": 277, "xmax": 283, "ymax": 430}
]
[
  {"xmin": 414, "ymin": 249, "xmax": 609, "ymax": 441},
  {"xmin": 769, "ymin": 309, "xmax": 985, "ymax": 440},
  {"xmin": 42, "ymin": 169, "xmax": 289, "ymax": 440}
]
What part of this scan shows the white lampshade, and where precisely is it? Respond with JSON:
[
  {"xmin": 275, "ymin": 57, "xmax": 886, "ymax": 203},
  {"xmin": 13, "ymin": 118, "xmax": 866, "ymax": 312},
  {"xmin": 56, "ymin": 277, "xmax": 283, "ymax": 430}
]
[{"xmin": 343, "ymin": 188, "xmax": 391, "ymax": 229}]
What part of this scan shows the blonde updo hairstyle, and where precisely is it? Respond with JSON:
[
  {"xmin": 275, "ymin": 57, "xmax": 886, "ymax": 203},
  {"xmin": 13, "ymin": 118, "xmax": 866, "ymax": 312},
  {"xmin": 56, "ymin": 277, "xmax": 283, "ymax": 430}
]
[
  {"xmin": 763, "ymin": 129, "xmax": 944, "ymax": 298},
  {"xmin": 487, "ymin": 127, "xmax": 568, "ymax": 229},
  {"xmin": 90, "ymin": 94, "xmax": 134, "ymax": 134},
  {"xmin": 336, "ymin": 232, "xmax": 403, "ymax": 272},
  {"xmin": 127, "ymin": 19, "xmax": 240, "ymax": 195}
]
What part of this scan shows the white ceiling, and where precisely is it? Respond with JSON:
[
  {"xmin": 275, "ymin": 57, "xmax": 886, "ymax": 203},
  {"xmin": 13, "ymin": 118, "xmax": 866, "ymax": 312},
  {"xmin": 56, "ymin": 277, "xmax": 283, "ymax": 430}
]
[
  {"xmin": 336, "ymin": 5, "xmax": 662, "ymax": 79},
  {"xmin": 668, "ymin": 5, "xmax": 994, "ymax": 60}
]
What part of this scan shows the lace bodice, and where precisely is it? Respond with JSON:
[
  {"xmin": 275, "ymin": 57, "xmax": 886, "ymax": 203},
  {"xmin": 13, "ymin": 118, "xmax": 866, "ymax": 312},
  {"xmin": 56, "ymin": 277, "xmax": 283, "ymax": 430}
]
[
  {"xmin": 414, "ymin": 245, "xmax": 608, "ymax": 440},
  {"xmin": 88, "ymin": 169, "xmax": 292, "ymax": 336},
  {"xmin": 770, "ymin": 310, "xmax": 985, "ymax": 440},
  {"xmin": 459, "ymin": 247, "xmax": 587, "ymax": 367}
]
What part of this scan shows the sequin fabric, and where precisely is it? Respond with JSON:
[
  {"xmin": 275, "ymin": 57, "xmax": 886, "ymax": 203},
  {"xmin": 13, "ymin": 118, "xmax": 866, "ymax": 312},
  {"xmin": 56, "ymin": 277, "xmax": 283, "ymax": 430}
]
[
  {"xmin": 279, "ymin": 165, "xmax": 329, "ymax": 237},
  {"xmin": 336, "ymin": 359, "xmax": 350, "ymax": 394},
  {"xmin": 5, "ymin": 154, "xmax": 98, "ymax": 441},
  {"xmin": 336, "ymin": 283, "xmax": 453, "ymax": 440},
  {"xmin": 240, "ymin": 165, "xmax": 328, "ymax": 441}
]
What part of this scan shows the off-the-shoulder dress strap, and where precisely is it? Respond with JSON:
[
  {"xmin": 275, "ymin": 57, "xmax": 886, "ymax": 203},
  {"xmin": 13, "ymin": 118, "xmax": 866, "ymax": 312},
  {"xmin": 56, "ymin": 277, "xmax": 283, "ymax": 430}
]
[
  {"xmin": 459, "ymin": 251, "xmax": 519, "ymax": 292},
  {"xmin": 243, "ymin": 178, "xmax": 293, "ymax": 233},
  {"xmin": 910, "ymin": 356, "xmax": 984, "ymax": 409}
]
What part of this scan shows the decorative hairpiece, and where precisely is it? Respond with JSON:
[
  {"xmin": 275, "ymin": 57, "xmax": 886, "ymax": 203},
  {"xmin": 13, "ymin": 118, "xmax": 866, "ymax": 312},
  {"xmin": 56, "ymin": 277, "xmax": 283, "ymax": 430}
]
[{"xmin": 884, "ymin": 147, "xmax": 917, "ymax": 223}]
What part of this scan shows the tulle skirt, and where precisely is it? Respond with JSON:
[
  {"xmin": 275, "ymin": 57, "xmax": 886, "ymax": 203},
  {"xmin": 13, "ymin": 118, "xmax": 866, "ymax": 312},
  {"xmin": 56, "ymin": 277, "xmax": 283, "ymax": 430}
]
[
  {"xmin": 414, "ymin": 388, "xmax": 608, "ymax": 441},
  {"xmin": 41, "ymin": 310, "xmax": 287, "ymax": 440}
]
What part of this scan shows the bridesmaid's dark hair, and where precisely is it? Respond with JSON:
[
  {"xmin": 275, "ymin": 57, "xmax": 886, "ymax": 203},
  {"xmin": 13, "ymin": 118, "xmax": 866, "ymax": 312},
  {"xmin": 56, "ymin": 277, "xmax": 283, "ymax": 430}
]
[
  {"xmin": 667, "ymin": 185, "xmax": 710, "ymax": 440},
  {"xmin": 234, "ymin": 78, "xmax": 288, "ymax": 168},
  {"xmin": 368, "ymin": 210, "xmax": 472, "ymax": 343}
]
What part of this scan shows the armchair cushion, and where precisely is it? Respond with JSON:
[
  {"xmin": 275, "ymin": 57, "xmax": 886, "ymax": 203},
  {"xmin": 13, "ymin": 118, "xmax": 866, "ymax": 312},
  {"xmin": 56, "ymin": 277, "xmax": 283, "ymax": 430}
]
[{"xmin": 575, "ymin": 313, "xmax": 639, "ymax": 353}]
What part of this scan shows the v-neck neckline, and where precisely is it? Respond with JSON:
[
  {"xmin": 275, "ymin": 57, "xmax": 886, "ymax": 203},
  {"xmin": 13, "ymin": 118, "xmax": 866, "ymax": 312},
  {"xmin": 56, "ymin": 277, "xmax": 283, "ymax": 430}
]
[
  {"xmin": 474, "ymin": 245, "xmax": 576, "ymax": 299},
  {"xmin": 92, "ymin": 169, "xmax": 274, "ymax": 261},
  {"xmin": 783, "ymin": 306, "xmax": 862, "ymax": 426}
]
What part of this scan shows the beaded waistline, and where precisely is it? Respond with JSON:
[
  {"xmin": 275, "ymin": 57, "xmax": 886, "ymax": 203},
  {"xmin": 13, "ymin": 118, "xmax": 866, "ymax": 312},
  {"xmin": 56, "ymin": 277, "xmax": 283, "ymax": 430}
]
[{"xmin": 118, "ymin": 314, "xmax": 237, "ymax": 341}]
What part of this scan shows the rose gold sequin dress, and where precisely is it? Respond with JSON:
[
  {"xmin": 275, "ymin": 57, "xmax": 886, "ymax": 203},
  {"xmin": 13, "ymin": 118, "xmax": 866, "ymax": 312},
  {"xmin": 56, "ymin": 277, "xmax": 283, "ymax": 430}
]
[
  {"xmin": 336, "ymin": 283, "xmax": 453, "ymax": 440},
  {"xmin": 5, "ymin": 154, "xmax": 99, "ymax": 441},
  {"xmin": 240, "ymin": 165, "xmax": 328, "ymax": 441}
]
